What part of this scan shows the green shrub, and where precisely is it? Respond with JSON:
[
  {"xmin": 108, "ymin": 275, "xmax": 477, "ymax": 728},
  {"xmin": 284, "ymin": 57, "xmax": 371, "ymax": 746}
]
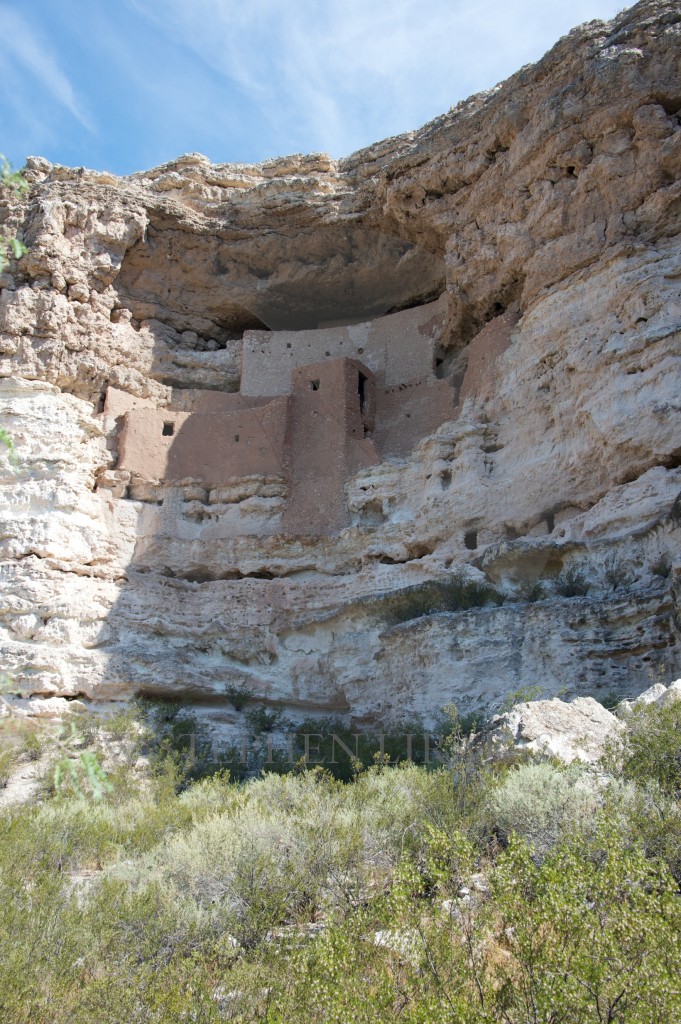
[
  {"xmin": 268, "ymin": 716, "xmax": 433, "ymax": 782},
  {"xmin": 132, "ymin": 698, "xmax": 224, "ymax": 786},
  {"xmin": 20, "ymin": 727, "xmax": 44, "ymax": 762},
  {"xmin": 490, "ymin": 761, "xmax": 601, "ymax": 857},
  {"xmin": 603, "ymin": 555, "xmax": 634, "ymax": 590},
  {"xmin": 0, "ymin": 722, "xmax": 679, "ymax": 1022},
  {"xmin": 223, "ymin": 683, "xmax": 252, "ymax": 711},
  {"xmin": 651, "ymin": 554, "xmax": 671, "ymax": 578},
  {"xmin": 0, "ymin": 746, "xmax": 16, "ymax": 788},
  {"xmin": 555, "ymin": 565, "xmax": 590, "ymax": 597},
  {"xmin": 497, "ymin": 683, "xmax": 544, "ymax": 712},
  {"xmin": 521, "ymin": 579, "xmax": 545, "ymax": 602},
  {"xmin": 0, "ymin": 156, "xmax": 28, "ymax": 274},
  {"xmin": 243, "ymin": 703, "xmax": 283, "ymax": 734},
  {"xmin": 380, "ymin": 572, "xmax": 503, "ymax": 626},
  {"xmin": 595, "ymin": 688, "xmax": 621, "ymax": 712},
  {"xmin": 607, "ymin": 778, "xmax": 681, "ymax": 883},
  {"xmin": 614, "ymin": 697, "xmax": 681, "ymax": 796}
]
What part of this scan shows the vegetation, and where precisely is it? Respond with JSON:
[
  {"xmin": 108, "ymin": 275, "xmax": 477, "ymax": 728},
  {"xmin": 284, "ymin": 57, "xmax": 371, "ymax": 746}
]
[
  {"xmin": 380, "ymin": 572, "xmax": 504, "ymax": 626},
  {"xmin": 0, "ymin": 696, "xmax": 678, "ymax": 1022},
  {"xmin": 0, "ymin": 155, "xmax": 28, "ymax": 273},
  {"xmin": 555, "ymin": 565, "xmax": 590, "ymax": 597}
]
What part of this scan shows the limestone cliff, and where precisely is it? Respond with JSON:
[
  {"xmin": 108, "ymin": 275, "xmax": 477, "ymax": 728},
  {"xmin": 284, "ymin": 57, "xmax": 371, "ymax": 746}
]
[{"xmin": 0, "ymin": 0, "xmax": 680, "ymax": 730}]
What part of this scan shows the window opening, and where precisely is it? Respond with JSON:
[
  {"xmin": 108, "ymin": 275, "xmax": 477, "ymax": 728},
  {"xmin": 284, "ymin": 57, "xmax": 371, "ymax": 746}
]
[{"xmin": 358, "ymin": 372, "xmax": 367, "ymax": 414}]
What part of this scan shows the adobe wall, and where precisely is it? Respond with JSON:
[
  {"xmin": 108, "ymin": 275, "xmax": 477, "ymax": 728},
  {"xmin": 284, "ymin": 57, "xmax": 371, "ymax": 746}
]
[
  {"xmin": 283, "ymin": 358, "xmax": 379, "ymax": 535},
  {"xmin": 240, "ymin": 295, "xmax": 448, "ymax": 397},
  {"xmin": 457, "ymin": 310, "xmax": 521, "ymax": 407},
  {"xmin": 104, "ymin": 386, "xmax": 156, "ymax": 419},
  {"xmin": 105, "ymin": 386, "xmax": 275, "ymax": 421},
  {"xmin": 168, "ymin": 389, "xmax": 274, "ymax": 413},
  {"xmin": 118, "ymin": 399, "xmax": 288, "ymax": 484},
  {"xmin": 373, "ymin": 379, "xmax": 456, "ymax": 458}
]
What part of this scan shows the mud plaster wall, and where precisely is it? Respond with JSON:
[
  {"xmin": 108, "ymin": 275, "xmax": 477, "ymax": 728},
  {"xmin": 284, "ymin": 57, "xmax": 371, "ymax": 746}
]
[
  {"xmin": 119, "ymin": 399, "xmax": 289, "ymax": 483},
  {"xmin": 240, "ymin": 295, "xmax": 448, "ymax": 397},
  {"xmin": 283, "ymin": 358, "xmax": 379, "ymax": 535},
  {"xmin": 457, "ymin": 310, "xmax": 521, "ymax": 408},
  {"xmin": 373, "ymin": 379, "xmax": 456, "ymax": 458}
]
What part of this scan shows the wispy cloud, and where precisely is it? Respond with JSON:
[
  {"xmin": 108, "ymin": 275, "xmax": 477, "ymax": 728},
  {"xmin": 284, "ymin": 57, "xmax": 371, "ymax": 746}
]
[
  {"xmin": 127, "ymin": 0, "xmax": 623, "ymax": 157},
  {"xmin": 0, "ymin": 4, "xmax": 94, "ymax": 133}
]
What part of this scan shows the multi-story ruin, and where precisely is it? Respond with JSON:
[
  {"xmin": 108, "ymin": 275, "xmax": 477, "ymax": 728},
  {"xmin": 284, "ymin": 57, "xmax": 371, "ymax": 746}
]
[{"xmin": 108, "ymin": 296, "xmax": 468, "ymax": 535}]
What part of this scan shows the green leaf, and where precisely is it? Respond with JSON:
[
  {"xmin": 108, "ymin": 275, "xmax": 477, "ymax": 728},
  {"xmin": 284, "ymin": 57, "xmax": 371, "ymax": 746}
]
[{"xmin": 9, "ymin": 238, "xmax": 26, "ymax": 259}]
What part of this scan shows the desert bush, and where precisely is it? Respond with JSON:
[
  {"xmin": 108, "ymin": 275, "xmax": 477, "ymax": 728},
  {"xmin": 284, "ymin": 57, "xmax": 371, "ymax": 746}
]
[
  {"xmin": 651, "ymin": 554, "xmax": 671, "ymax": 578},
  {"xmin": 381, "ymin": 572, "xmax": 503, "ymax": 626},
  {"xmin": 482, "ymin": 821, "xmax": 681, "ymax": 1024},
  {"xmin": 243, "ymin": 703, "xmax": 284, "ymax": 734},
  {"xmin": 131, "ymin": 698, "xmax": 225, "ymax": 786},
  {"xmin": 265, "ymin": 815, "xmax": 681, "ymax": 1023},
  {"xmin": 603, "ymin": 554, "xmax": 634, "ymax": 590},
  {"xmin": 595, "ymin": 688, "xmax": 621, "ymax": 711},
  {"xmin": 0, "ymin": 720, "xmax": 678, "ymax": 1022},
  {"xmin": 19, "ymin": 725, "xmax": 44, "ymax": 761},
  {"xmin": 610, "ymin": 696, "xmax": 681, "ymax": 796},
  {"xmin": 606, "ymin": 777, "xmax": 681, "ymax": 883},
  {"xmin": 555, "ymin": 564, "xmax": 590, "ymax": 597},
  {"xmin": 269, "ymin": 715, "xmax": 434, "ymax": 781},
  {"xmin": 490, "ymin": 761, "xmax": 601, "ymax": 857},
  {"xmin": 0, "ymin": 745, "xmax": 16, "ymax": 787},
  {"xmin": 497, "ymin": 683, "xmax": 544, "ymax": 712},
  {"xmin": 0, "ymin": 156, "xmax": 28, "ymax": 274},
  {"xmin": 223, "ymin": 682, "xmax": 252, "ymax": 711},
  {"xmin": 519, "ymin": 578, "xmax": 545, "ymax": 602}
]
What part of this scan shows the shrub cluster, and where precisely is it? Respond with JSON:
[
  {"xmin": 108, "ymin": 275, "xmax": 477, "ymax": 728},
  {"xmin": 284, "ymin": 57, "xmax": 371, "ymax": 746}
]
[
  {"xmin": 0, "ymin": 698, "xmax": 678, "ymax": 1022},
  {"xmin": 380, "ymin": 573, "xmax": 504, "ymax": 626}
]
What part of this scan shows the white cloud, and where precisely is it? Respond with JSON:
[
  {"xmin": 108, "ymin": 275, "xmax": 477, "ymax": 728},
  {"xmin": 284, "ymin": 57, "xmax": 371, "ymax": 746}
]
[
  {"xmin": 0, "ymin": 4, "xmax": 94, "ymax": 133},
  {"xmin": 127, "ymin": 0, "xmax": 624, "ymax": 157}
]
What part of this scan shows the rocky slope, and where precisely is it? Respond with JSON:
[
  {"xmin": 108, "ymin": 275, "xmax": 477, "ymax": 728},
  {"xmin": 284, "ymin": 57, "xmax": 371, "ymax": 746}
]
[{"xmin": 0, "ymin": 0, "xmax": 680, "ymax": 731}]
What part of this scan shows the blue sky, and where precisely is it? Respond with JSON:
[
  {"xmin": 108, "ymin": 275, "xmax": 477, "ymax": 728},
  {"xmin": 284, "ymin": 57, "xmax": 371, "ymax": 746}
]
[{"xmin": 0, "ymin": 0, "xmax": 626, "ymax": 176}]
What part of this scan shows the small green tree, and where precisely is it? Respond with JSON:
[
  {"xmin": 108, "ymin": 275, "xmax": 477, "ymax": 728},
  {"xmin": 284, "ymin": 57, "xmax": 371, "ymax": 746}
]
[{"xmin": 0, "ymin": 155, "xmax": 28, "ymax": 273}]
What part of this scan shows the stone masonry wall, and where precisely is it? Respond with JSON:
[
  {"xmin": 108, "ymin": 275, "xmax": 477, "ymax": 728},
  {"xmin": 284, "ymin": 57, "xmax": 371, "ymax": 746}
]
[{"xmin": 241, "ymin": 296, "xmax": 447, "ymax": 396}]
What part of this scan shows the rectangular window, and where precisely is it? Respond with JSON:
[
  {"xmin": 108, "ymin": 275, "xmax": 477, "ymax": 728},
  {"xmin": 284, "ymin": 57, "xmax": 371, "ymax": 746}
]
[
  {"xmin": 358, "ymin": 372, "xmax": 367, "ymax": 414},
  {"xmin": 162, "ymin": 421, "xmax": 175, "ymax": 436}
]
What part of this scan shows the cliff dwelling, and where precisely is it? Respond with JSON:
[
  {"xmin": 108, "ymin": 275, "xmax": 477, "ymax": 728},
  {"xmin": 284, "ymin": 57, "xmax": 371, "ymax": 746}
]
[
  {"xmin": 0, "ymin": 0, "xmax": 679, "ymax": 727},
  {"xmin": 106, "ymin": 295, "xmax": 470, "ymax": 536}
]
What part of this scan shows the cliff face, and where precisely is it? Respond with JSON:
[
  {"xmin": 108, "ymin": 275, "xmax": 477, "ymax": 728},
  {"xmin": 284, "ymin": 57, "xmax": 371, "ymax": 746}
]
[{"xmin": 0, "ymin": 0, "xmax": 680, "ymax": 729}]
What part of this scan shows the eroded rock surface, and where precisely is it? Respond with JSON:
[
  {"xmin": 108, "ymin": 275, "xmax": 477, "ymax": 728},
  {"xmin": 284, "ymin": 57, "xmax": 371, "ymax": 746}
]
[
  {"xmin": 0, "ymin": 0, "xmax": 680, "ymax": 728},
  {"xmin": 489, "ymin": 696, "xmax": 622, "ymax": 764}
]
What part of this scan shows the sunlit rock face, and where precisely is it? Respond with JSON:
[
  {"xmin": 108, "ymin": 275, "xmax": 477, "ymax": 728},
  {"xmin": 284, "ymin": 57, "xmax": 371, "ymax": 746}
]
[{"xmin": 0, "ymin": 0, "xmax": 680, "ymax": 731}]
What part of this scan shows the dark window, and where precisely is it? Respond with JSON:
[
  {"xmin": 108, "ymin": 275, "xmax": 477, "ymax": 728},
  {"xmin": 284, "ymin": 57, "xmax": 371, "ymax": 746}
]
[
  {"xmin": 162, "ymin": 421, "xmax": 174, "ymax": 436},
  {"xmin": 358, "ymin": 372, "xmax": 367, "ymax": 414},
  {"xmin": 309, "ymin": 379, "xmax": 320, "ymax": 391},
  {"xmin": 234, "ymin": 434, "xmax": 240, "ymax": 442},
  {"xmin": 464, "ymin": 529, "xmax": 478, "ymax": 550},
  {"xmin": 96, "ymin": 383, "xmax": 108, "ymax": 414}
]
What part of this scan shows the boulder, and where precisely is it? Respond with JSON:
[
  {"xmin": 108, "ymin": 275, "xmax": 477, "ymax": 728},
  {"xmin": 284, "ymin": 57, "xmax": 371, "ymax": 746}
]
[{"xmin": 489, "ymin": 696, "xmax": 620, "ymax": 764}]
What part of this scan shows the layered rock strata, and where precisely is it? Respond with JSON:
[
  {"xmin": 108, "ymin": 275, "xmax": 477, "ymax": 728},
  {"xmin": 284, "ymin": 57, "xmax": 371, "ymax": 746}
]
[{"xmin": 0, "ymin": 0, "xmax": 680, "ymax": 730}]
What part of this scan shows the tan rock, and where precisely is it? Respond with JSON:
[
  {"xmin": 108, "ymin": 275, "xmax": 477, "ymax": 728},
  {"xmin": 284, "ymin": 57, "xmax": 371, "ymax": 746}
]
[{"xmin": 0, "ymin": 0, "xmax": 679, "ymax": 727}]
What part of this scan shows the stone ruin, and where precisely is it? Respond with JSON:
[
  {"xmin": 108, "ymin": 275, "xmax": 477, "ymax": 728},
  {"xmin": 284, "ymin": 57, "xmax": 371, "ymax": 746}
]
[
  {"xmin": 0, "ymin": 0, "xmax": 679, "ymax": 731},
  {"xmin": 107, "ymin": 296, "xmax": 469, "ymax": 535}
]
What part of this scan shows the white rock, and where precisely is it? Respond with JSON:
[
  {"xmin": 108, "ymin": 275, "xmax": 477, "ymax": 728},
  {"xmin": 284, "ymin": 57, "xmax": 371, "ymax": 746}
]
[{"xmin": 490, "ymin": 697, "xmax": 621, "ymax": 764}]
